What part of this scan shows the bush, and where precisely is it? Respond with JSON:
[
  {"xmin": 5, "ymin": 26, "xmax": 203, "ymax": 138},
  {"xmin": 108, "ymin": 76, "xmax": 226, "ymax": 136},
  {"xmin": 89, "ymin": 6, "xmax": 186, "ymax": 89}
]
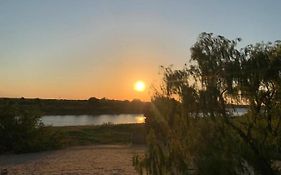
[{"xmin": 0, "ymin": 104, "xmax": 62, "ymax": 153}]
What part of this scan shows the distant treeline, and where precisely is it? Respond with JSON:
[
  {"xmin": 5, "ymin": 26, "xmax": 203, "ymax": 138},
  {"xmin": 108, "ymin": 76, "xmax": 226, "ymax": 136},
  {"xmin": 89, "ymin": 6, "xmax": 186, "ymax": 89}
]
[{"xmin": 0, "ymin": 97, "xmax": 150, "ymax": 115}]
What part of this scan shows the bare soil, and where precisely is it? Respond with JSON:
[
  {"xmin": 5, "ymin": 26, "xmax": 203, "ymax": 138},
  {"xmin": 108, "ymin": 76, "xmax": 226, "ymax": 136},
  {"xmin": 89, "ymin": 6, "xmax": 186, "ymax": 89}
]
[{"xmin": 0, "ymin": 145, "xmax": 145, "ymax": 175}]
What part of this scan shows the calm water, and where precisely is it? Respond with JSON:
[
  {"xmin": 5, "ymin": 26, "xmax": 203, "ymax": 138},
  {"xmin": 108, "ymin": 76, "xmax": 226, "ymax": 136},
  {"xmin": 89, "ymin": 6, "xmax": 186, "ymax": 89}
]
[
  {"xmin": 41, "ymin": 114, "xmax": 145, "ymax": 126},
  {"xmin": 41, "ymin": 108, "xmax": 247, "ymax": 127}
]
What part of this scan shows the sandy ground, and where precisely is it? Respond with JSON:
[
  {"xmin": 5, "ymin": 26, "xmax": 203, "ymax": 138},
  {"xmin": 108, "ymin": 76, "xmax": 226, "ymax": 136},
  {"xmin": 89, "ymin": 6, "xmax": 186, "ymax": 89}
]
[{"xmin": 0, "ymin": 145, "xmax": 145, "ymax": 175}]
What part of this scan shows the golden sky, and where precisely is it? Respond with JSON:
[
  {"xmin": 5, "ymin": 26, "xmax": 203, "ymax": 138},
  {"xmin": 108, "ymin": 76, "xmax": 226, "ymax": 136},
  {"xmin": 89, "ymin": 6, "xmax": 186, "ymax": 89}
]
[{"xmin": 0, "ymin": 1, "xmax": 280, "ymax": 101}]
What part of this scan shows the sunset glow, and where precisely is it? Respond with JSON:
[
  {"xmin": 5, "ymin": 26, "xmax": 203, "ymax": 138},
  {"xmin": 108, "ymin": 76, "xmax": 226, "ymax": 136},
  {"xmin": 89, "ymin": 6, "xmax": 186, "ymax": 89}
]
[
  {"xmin": 134, "ymin": 81, "xmax": 146, "ymax": 92},
  {"xmin": 0, "ymin": 1, "xmax": 279, "ymax": 102}
]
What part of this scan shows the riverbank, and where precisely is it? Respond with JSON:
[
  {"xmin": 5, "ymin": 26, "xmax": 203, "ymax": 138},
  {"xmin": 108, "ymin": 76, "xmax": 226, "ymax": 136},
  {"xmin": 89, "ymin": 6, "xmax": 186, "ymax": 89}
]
[
  {"xmin": 0, "ymin": 145, "xmax": 145, "ymax": 175},
  {"xmin": 0, "ymin": 124, "xmax": 146, "ymax": 174},
  {"xmin": 54, "ymin": 123, "xmax": 146, "ymax": 147}
]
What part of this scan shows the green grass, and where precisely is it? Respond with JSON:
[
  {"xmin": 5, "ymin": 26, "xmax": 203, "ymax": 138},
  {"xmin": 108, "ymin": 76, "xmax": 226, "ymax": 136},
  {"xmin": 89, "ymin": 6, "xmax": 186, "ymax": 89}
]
[{"xmin": 52, "ymin": 123, "xmax": 146, "ymax": 147}]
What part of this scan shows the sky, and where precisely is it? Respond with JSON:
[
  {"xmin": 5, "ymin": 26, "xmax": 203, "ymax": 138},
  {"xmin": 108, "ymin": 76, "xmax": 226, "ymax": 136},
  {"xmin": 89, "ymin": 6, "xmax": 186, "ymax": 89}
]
[{"xmin": 0, "ymin": 0, "xmax": 280, "ymax": 101}]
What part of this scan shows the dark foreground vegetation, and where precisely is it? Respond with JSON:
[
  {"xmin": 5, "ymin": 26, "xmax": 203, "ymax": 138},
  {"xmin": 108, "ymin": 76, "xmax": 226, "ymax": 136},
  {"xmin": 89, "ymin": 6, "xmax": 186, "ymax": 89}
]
[
  {"xmin": 0, "ymin": 97, "xmax": 149, "ymax": 115},
  {"xmin": 133, "ymin": 33, "xmax": 281, "ymax": 175},
  {"xmin": 0, "ymin": 104, "xmax": 63, "ymax": 154}
]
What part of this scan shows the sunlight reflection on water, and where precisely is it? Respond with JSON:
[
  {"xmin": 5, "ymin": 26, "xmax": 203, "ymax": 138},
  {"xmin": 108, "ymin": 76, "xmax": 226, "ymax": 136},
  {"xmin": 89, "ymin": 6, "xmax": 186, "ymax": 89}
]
[{"xmin": 41, "ymin": 114, "xmax": 145, "ymax": 126}]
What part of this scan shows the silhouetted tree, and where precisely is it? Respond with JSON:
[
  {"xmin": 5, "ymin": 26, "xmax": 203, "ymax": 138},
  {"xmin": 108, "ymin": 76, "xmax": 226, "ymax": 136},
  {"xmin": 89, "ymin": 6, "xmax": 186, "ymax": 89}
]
[{"xmin": 134, "ymin": 33, "xmax": 281, "ymax": 175}]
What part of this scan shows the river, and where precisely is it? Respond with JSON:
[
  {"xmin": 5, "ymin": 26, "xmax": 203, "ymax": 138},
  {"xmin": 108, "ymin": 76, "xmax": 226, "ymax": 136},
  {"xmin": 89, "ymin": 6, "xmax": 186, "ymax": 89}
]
[
  {"xmin": 40, "ymin": 108, "xmax": 247, "ymax": 126},
  {"xmin": 41, "ymin": 114, "xmax": 145, "ymax": 126}
]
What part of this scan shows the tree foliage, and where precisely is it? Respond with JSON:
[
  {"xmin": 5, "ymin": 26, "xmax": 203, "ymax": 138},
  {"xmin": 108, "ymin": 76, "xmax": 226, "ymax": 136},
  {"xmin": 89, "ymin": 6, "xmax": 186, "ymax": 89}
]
[{"xmin": 134, "ymin": 33, "xmax": 281, "ymax": 175}]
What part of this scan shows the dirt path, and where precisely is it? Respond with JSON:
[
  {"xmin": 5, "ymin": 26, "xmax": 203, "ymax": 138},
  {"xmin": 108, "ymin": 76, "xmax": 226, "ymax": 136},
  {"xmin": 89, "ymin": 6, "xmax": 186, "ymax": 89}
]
[{"xmin": 0, "ymin": 145, "xmax": 145, "ymax": 175}]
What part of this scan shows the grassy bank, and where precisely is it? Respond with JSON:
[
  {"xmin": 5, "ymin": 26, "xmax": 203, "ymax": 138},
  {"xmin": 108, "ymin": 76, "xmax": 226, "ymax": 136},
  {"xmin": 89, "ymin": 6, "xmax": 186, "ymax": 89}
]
[{"xmin": 52, "ymin": 123, "xmax": 146, "ymax": 147}]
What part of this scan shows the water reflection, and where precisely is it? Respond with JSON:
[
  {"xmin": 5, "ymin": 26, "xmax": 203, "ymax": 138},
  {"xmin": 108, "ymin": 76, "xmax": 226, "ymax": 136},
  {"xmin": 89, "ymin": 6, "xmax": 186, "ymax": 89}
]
[
  {"xmin": 41, "ymin": 114, "xmax": 145, "ymax": 126},
  {"xmin": 41, "ymin": 108, "xmax": 247, "ymax": 127}
]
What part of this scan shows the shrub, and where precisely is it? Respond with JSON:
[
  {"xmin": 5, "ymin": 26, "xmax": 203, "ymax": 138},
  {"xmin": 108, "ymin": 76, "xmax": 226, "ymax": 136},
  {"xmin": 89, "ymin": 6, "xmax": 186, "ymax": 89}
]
[{"xmin": 0, "ymin": 104, "xmax": 62, "ymax": 153}]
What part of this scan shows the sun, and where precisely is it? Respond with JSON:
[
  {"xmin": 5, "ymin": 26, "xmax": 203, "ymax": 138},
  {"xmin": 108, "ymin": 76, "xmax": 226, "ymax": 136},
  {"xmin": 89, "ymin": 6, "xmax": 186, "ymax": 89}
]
[{"xmin": 134, "ymin": 81, "xmax": 146, "ymax": 92}]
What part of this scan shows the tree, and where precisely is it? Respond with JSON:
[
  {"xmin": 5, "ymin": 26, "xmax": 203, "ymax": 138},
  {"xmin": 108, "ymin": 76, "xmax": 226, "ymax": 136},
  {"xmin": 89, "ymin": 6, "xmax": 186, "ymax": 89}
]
[{"xmin": 134, "ymin": 33, "xmax": 281, "ymax": 174}]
